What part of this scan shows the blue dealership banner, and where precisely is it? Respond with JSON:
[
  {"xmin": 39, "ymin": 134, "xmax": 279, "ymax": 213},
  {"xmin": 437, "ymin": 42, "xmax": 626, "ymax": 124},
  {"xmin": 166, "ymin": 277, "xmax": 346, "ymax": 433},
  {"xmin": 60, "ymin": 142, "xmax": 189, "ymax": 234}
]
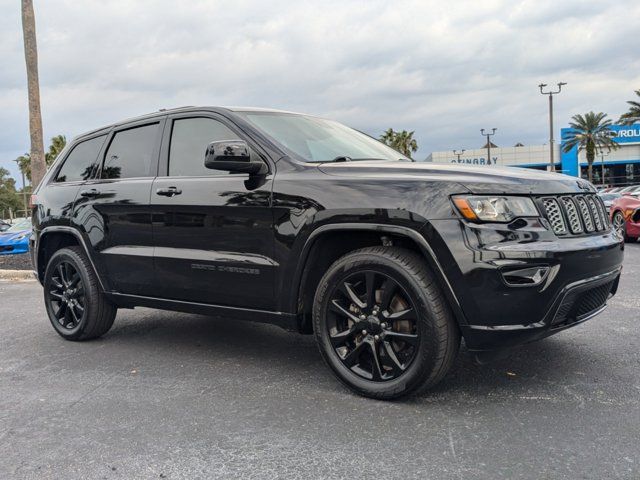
[
  {"xmin": 610, "ymin": 124, "xmax": 640, "ymax": 144},
  {"xmin": 560, "ymin": 123, "xmax": 640, "ymax": 177}
]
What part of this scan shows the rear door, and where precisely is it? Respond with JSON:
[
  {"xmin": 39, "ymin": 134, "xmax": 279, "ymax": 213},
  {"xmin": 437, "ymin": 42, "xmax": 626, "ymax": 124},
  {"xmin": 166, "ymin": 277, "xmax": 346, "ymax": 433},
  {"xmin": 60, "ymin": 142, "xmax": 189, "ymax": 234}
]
[
  {"xmin": 150, "ymin": 113, "xmax": 276, "ymax": 309},
  {"xmin": 72, "ymin": 118, "xmax": 164, "ymax": 295}
]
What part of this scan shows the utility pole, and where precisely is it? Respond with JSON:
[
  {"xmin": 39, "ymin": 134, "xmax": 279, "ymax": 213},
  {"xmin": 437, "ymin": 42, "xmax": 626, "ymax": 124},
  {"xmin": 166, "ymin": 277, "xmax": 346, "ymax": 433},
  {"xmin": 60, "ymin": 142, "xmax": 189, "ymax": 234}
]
[
  {"xmin": 480, "ymin": 129, "xmax": 497, "ymax": 165},
  {"xmin": 539, "ymin": 82, "xmax": 566, "ymax": 172},
  {"xmin": 453, "ymin": 149, "xmax": 465, "ymax": 162}
]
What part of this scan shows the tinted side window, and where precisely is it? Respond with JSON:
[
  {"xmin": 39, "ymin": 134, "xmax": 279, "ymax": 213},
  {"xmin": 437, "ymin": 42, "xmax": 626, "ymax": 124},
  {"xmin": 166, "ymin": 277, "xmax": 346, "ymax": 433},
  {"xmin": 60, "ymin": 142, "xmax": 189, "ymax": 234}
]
[
  {"xmin": 55, "ymin": 135, "xmax": 106, "ymax": 183},
  {"xmin": 102, "ymin": 124, "xmax": 159, "ymax": 179},
  {"xmin": 169, "ymin": 118, "xmax": 240, "ymax": 176}
]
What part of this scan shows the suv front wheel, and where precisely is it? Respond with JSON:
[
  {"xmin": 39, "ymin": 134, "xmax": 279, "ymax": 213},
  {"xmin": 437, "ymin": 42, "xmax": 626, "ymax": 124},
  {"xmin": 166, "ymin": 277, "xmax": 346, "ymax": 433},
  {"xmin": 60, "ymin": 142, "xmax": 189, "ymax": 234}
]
[
  {"xmin": 44, "ymin": 246, "xmax": 117, "ymax": 341},
  {"xmin": 313, "ymin": 247, "xmax": 460, "ymax": 399}
]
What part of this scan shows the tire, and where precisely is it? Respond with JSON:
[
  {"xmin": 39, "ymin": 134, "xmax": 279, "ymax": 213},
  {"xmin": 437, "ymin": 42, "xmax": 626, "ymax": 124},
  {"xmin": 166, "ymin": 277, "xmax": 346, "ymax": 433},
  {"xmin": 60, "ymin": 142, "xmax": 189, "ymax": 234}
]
[
  {"xmin": 612, "ymin": 211, "xmax": 632, "ymax": 242},
  {"xmin": 313, "ymin": 246, "xmax": 460, "ymax": 400},
  {"xmin": 43, "ymin": 246, "xmax": 117, "ymax": 341}
]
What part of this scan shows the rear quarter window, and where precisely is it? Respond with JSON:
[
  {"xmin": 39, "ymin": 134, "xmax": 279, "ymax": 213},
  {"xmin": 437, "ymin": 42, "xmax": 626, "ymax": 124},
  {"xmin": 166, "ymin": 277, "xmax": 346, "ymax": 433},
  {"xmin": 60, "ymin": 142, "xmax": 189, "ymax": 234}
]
[{"xmin": 55, "ymin": 135, "xmax": 107, "ymax": 183}]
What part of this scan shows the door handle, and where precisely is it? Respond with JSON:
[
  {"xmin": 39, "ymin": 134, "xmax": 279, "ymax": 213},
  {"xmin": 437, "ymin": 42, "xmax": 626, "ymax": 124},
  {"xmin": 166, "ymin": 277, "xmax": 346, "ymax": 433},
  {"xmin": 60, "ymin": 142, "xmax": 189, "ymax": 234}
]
[
  {"xmin": 79, "ymin": 188, "xmax": 100, "ymax": 198},
  {"xmin": 156, "ymin": 186, "xmax": 182, "ymax": 197}
]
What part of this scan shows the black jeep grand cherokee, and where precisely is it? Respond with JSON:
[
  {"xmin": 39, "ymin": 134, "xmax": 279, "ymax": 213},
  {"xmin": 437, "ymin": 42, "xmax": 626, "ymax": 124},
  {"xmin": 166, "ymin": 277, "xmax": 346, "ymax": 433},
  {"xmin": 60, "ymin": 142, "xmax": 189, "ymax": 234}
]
[{"xmin": 31, "ymin": 107, "xmax": 624, "ymax": 399}]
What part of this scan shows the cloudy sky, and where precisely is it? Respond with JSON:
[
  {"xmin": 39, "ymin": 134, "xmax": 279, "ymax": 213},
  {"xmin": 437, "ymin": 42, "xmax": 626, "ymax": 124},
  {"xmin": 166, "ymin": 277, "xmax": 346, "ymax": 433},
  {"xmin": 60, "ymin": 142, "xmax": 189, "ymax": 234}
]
[{"xmin": 1, "ymin": 0, "xmax": 639, "ymax": 180}]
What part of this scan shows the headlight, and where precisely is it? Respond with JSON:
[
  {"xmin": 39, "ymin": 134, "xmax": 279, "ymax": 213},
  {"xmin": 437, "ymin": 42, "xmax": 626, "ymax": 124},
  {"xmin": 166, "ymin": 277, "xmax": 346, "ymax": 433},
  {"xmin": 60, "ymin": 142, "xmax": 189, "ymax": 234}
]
[
  {"xmin": 452, "ymin": 195, "xmax": 539, "ymax": 222},
  {"xmin": 14, "ymin": 233, "xmax": 29, "ymax": 241}
]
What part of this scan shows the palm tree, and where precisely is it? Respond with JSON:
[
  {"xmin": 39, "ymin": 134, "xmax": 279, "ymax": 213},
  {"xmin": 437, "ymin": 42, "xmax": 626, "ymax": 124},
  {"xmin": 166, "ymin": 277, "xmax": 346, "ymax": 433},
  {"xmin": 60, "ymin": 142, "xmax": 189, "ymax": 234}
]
[
  {"xmin": 46, "ymin": 135, "xmax": 67, "ymax": 163},
  {"xmin": 379, "ymin": 128, "xmax": 418, "ymax": 158},
  {"xmin": 380, "ymin": 128, "xmax": 396, "ymax": 147},
  {"xmin": 16, "ymin": 135, "xmax": 66, "ymax": 182},
  {"xmin": 21, "ymin": 0, "xmax": 46, "ymax": 188},
  {"xmin": 562, "ymin": 112, "xmax": 618, "ymax": 183},
  {"xmin": 619, "ymin": 89, "xmax": 640, "ymax": 125}
]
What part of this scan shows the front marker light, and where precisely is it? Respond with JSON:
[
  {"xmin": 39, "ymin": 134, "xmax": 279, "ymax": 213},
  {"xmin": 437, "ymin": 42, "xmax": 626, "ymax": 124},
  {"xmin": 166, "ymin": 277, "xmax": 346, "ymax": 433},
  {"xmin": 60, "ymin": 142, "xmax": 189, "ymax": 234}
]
[{"xmin": 452, "ymin": 195, "xmax": 539, "ymax": 223}]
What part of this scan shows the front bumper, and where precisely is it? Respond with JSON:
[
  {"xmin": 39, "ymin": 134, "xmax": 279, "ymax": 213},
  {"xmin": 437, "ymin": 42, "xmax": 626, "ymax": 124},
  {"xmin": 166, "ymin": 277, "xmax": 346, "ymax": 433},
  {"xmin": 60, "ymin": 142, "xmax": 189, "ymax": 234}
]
[
  {"xmin": 461, "ymin": 267, "xmax": 620, "ymax": 351},
  {"xmin": 427, "ymin": 219, "xmax": 624, "ymax": 351}
]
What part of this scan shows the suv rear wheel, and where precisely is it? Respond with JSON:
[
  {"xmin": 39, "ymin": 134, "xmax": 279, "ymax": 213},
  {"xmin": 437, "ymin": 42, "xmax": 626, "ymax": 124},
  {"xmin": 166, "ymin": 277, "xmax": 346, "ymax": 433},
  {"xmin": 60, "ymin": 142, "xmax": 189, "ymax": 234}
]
[
  {"xmin": 43, "ymin": 246, "xmax": 117, "ymax": 341},
  {"xmin": 313, "ymin": 247, "xmax": 460, "ymax": 399}
]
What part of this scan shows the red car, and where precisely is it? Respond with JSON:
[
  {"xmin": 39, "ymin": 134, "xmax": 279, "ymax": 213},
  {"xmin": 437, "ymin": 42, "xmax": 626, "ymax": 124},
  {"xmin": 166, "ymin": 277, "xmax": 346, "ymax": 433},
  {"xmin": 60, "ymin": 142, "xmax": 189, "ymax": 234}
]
[{"xmin": 610, "ymin": 193, "xmax": 640, "ymax": 242}]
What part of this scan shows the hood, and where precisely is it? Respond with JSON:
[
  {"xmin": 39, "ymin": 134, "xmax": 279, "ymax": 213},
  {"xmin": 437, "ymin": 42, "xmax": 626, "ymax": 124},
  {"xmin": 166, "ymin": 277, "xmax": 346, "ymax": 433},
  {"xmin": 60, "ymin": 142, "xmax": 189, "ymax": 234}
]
[
  {"xmin": 0, "ymin": 229, "xmax": 30, "ymax": 243},
  {"xmin": 317, "ymin": 161, "xmax": 595, "ymax": 195}
]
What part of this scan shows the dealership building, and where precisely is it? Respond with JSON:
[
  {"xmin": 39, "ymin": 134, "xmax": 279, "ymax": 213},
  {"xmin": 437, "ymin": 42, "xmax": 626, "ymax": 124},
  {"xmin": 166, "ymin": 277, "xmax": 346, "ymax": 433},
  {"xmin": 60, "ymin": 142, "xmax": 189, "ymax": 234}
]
[{"xmin": 424, "ymin": 124, "xmax": 640, "ymax": 186}]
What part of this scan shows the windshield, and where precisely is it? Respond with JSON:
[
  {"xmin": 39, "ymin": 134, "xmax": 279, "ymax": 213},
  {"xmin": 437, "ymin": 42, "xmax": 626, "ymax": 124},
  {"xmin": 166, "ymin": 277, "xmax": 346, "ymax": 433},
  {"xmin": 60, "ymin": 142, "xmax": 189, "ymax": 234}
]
[
  {"xmin": 599, "ymin": 193, "xmax": 620, "ymax": 201},
  {"xmin": 238, "ymin": 112, "xmax": 411, "ymax": 163},
  {"xmin": 7, "ymin": 219, "xmax": 31, "ymax": 232}
]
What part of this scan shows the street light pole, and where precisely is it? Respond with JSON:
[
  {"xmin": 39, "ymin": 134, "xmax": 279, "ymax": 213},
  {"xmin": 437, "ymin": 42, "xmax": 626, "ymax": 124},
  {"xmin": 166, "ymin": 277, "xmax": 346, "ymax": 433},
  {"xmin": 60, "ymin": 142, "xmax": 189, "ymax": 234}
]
[
  {"xmin": 480, "ymin": 128, "xmax": 497, "ymax": 165},
  {"xmin": 13, "ymin": 159, "xmax": 29, "ymax": 216},
  {"xmin": 599, "ymin": 149, "xmax": 609, "ymax": 186},
  {"xmin": 453, "ymin": 149, "xmax": 465, "ymax": 162},
  {"xmin": 539, "ymin": 82, "xmax": 566, "ymax": 172}
]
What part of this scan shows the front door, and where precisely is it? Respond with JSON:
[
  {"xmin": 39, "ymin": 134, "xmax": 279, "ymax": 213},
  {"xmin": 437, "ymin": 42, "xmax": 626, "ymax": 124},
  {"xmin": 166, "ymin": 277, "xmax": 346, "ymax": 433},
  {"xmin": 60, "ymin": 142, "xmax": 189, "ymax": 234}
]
[
  {"xmin": 73, "ymin": 119, "xmax": 164, "ymax": 295},
  {"xmin": 150, "ymin": 114, "xmax": 276, "ymax": 309}
]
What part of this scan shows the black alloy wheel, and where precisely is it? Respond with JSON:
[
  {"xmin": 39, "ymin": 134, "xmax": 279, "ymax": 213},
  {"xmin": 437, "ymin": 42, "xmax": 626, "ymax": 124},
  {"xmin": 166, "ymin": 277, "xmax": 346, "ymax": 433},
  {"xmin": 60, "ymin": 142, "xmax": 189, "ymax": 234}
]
[
  {"xmin": 326, "ymin": 270, "xmax": 419, "ymax": 382},
  {"xmin": 314, "ymin": 247, "xmax": 460, "ymax": 400},
  {"xmin": 44, "ymin": 246, "xmax": 117, "ymax": 341},
  {"xmin": 47, "ymin": 261, "xmax": 86, "ymax": 330}
]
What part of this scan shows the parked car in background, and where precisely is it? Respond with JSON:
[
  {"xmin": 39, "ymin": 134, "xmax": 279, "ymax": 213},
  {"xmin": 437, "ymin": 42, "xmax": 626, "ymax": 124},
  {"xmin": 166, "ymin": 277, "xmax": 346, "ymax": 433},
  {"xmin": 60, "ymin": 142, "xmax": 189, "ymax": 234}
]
[
  {"xmin": 598, "ymin": 192, "xmax": 622, "ymax": 214},
  {"xmin": 0, "ymin": 220, "xmax": 11, "ymax": 232},
  {"xmin": 0, "ymin": 218, "xmax": 32, "ymax": 255},
  {"xmin": 610, "ymin": 193, "xmax": 640, "ymax": 242},
  {"xmin": 618, "ymin": 185, "xmax": 639, "ymax": 195}
]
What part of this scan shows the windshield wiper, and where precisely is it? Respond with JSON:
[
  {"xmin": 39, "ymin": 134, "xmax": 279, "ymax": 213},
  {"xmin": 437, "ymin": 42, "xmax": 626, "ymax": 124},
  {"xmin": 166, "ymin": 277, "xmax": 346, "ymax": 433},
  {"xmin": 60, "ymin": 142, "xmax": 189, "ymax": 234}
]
[
  {"xmin": 315, "ymin": 157, "xmax": 398, "ymax": 163},
  {"xmin": 314, "ymin": 156, "xmax": 352, "ymax": 164}
]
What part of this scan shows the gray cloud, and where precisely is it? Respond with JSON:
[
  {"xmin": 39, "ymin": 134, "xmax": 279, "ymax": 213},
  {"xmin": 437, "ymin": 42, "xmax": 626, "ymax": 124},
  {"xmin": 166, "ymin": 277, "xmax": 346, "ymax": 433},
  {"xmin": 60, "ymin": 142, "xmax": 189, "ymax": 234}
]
[{"xmin": 1, "ymin": 0, "xmax": 639, "ymax": 179}]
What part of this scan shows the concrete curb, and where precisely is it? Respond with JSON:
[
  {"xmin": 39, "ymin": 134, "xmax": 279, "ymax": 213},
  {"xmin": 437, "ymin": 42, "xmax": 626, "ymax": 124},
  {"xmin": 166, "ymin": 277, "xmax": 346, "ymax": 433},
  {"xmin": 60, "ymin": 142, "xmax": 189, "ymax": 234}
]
[{"xmin": 0, "ymin": 269, "xmax": 36, "ymax": 281}]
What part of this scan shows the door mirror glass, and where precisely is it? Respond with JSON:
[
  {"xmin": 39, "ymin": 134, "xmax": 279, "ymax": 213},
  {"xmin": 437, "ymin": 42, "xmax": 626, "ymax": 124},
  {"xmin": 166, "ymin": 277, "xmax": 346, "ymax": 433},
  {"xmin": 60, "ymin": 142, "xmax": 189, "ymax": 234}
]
[{"xmin": 204, "ymin": 140, "xmax": 266, "ymax": 175}]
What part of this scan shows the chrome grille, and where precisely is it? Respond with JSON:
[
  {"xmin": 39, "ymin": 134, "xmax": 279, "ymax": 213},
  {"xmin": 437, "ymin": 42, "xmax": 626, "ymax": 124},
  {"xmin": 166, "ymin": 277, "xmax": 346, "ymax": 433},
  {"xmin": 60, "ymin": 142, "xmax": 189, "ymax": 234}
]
[
  {"xmin": 594, "ymin": 196, "xmax": 609, "ymax": 228},
  {"xmin": 560, "ymin": 197, "xmax": 583, "ymax": 234},
  {"xmin": 586, "ymin": 196, "xmax": 603, "ymax": 231},
  {"xmin": 541, "ymin": 194, "xmax": 610, "ymax": 236},
  {"xmin": 542, "ymin": 198, "xmax": 567, "ymax": 235},
  {"xmin": 575, "ymin": 196, "xmax": 595, "ymax": 232}
]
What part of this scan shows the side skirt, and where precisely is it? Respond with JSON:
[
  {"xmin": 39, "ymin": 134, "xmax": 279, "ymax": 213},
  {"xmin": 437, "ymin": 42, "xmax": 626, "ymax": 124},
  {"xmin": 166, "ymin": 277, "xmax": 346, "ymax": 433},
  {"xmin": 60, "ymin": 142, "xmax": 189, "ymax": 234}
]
[{"xmin": 106, "ymin": 293, "xmax": 299, "ymax": 331}]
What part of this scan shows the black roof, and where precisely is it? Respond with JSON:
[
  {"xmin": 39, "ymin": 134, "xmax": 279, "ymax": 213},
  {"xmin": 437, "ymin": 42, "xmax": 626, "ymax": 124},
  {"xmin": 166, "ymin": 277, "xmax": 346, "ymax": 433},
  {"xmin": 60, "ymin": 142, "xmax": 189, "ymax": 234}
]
[{"xmin": 74, "ymin": 106, "xmax": 304, "ymax": 141}]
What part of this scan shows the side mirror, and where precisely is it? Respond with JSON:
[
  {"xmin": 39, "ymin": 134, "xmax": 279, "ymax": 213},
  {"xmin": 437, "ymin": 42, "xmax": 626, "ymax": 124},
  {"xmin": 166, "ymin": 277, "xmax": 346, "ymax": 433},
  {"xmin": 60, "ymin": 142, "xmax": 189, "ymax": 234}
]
[{"xmin": 204, "ymin": 140, "xmax": 266, "ymax": 175}]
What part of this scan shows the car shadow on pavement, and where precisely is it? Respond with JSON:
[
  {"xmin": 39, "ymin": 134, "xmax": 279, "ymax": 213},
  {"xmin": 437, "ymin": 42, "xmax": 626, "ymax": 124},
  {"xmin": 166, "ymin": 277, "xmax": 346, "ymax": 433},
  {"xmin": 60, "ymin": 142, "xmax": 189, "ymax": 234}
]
[{"xmin": 103, "ymin": 307, "xmax": 615, "ymax": 400}]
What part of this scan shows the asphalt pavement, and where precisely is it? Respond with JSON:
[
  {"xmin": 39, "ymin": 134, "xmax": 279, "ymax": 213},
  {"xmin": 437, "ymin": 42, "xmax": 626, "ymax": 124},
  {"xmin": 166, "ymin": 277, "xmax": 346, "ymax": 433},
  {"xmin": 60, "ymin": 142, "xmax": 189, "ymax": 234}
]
[{"xmin": 1, "ymin": 244, "xmax": 639, "ymax": 479}]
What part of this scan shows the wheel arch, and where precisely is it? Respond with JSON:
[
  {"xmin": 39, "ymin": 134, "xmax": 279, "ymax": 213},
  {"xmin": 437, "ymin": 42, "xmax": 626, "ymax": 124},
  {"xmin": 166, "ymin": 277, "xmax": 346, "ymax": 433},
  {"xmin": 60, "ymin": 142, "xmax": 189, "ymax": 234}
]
[
  {"xmin": 36, "ymin": 226, "xmax": 107, "ymax": 291},
  {"xmin": 292, "ymin": 223, "xmax": 467, "ymax": 333},
  {"xmin": 611, "ymin": 207, "xmax": 625, "ymax": 218}
]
